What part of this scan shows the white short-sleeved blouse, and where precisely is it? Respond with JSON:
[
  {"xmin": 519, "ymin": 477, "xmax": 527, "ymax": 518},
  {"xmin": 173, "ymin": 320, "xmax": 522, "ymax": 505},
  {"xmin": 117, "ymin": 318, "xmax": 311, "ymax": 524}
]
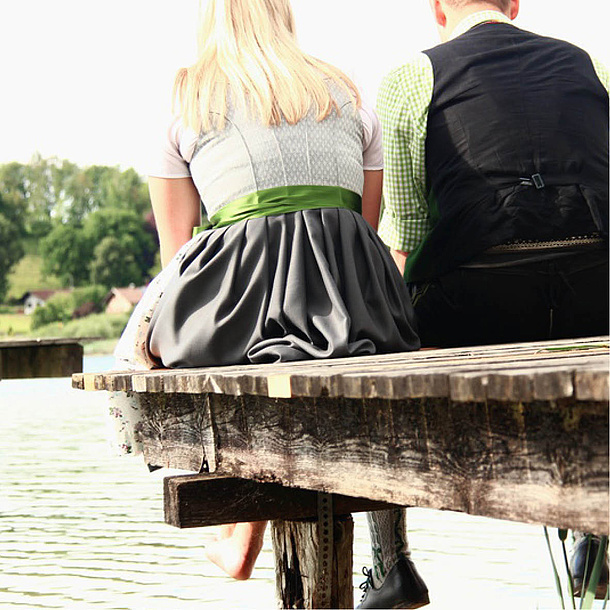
[{"xmin": 149, "ymin": 102, "xmax": 383, "ymax": 179}]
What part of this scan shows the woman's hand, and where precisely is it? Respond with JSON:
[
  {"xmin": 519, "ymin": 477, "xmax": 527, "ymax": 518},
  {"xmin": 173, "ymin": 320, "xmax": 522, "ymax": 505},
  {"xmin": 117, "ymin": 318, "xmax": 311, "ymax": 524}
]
[{"xmin": 149, "ymin": 177, "xmax": 201, "ymax": 268}]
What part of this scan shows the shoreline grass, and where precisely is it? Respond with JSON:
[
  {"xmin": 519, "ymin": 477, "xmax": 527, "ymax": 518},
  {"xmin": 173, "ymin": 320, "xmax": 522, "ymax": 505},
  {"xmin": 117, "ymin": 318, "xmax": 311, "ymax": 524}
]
[
  {"xmin": 0, "ymin": 311, "xmax": 128, "ymax": 359},
  {"xmin": 0, "ymin": 313, "xmax": 31, "ymax": 336},
  {"xmin": 84, "ymin": 338, "xmax": 118, "ymax": 357}
]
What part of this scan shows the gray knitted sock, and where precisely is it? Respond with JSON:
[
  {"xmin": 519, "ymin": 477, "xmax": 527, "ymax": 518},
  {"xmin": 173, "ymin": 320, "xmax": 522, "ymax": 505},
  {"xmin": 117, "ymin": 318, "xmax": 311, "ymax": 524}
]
[{"xmin": 366, "ymin": 508, "xmax": 410, "ymax": 587}]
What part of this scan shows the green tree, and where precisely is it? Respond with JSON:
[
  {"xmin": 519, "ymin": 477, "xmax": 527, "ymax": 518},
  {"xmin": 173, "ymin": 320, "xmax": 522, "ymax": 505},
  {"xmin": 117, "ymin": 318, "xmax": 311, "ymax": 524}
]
[
  {"xmin": 57, "ymin": 165, "xmax": 150, "ymax": 223},
  {"xmin": 39, "ymin": 209, "xmax": 156, "ymax": 288},
  {"xmin": 0, "ymin": 214, "xmax": 24, "ymax": 302},
  {"xmin": 26, "ymin": 153, "xmax": 56, "ymax": 235},
  {"xmin": 95, "ymin": 166, "xmax": 150, "ymax": 215},
  {"xmin": 1, "ymin": 156, "xmax": 157, "ymax": 292},
  {"xmin": 0, "ymin": 191, "xmax": 26, "ymax": 302},
  {"xmin": 0, "ymin": 162, "xmax": 29, "ymax": 236},
  {"xmin": 0, "ymin": 156, "xmax": 58, "ymax": 238},
  {"xmin": 71, "ymin": 285, "xmax": 107, "ymax": 310},
  {"xmin": 83, "ymin": 208, "xmax": 156, "ymax": 279},
  {"xmin": 30, "ymin": 292, "xmax": 73, "ymax": 329},
  {"xmin": 39, "ymin": 224, "xmax": 92, "ymax": 287},
  {"xmin": 89, "ymin": 236, "xmax": 143, "ymax": 289},
  {"xmin": 0, "ymin": 156, "xmax": 152, "ymax": 242},
  {"xmin": 29, "ymin": 284, "xmax": 107, "ymax": 329}
]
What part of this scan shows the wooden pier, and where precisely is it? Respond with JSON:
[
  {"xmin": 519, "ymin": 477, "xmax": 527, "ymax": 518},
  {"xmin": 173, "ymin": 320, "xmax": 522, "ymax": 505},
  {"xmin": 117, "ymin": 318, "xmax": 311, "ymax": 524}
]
[
  {"xmin": 0, "ymin": 338, "xmax": 83, "ymax": 380},
  {"xmin": 73, "ymin": 336, "xmax": 609, "ymax": 608}
]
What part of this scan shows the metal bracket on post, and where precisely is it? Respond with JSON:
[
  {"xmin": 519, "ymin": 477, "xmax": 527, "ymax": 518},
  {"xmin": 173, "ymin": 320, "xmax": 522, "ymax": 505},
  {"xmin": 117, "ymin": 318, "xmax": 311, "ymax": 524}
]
[{"xmin": 317, "ymin": 492, "xmax": 334, "ymax": 608}]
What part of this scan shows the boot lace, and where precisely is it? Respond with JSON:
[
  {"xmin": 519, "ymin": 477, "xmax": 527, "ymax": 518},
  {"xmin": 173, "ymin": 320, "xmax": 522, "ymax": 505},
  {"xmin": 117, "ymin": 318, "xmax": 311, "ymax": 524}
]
[{"xmin": 359, "ymin": 566, "xmax": 374, "ymax": 601}]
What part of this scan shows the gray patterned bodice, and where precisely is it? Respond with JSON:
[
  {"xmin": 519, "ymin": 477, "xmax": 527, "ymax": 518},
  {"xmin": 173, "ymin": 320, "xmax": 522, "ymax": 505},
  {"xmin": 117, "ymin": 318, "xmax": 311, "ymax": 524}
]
[{"xmin": 188, "ymin": 89, "xmax": 364, "ymax": 219}]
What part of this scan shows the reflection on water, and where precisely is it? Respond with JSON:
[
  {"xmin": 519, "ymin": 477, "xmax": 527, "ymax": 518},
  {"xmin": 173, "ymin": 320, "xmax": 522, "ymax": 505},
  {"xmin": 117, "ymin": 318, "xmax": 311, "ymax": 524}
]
[{"xmin": 0, "ymin": 356, "xmax": 596, "ymax": 608}]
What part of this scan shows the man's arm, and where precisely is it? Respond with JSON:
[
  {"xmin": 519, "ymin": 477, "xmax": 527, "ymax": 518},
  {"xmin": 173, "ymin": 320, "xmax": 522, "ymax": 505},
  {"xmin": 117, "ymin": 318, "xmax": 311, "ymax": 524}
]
[
  {"xmin": 376, "ymin": 54, "xmax": 434, "ymax": 276},
  {"xmin": 590, "ymin": 55, "xmax": 610, "ymax": 94}
]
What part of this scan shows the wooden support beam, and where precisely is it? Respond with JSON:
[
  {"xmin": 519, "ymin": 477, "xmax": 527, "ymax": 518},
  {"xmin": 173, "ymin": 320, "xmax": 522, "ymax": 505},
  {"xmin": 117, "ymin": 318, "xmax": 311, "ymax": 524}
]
[
  {"xmin": 163, "ymin": 473, "xmax": 400, "ymax": 528},
  {"xmin": 1, "ymin": 339, "xmax": 83, "ymax": 379},
  {"xmin": 272, "ymin": 515, "xmax": 354, "ymax": 609},
  {"xmin": 145, "ymin": 392, "xmax": 608, "ymax": 534}
]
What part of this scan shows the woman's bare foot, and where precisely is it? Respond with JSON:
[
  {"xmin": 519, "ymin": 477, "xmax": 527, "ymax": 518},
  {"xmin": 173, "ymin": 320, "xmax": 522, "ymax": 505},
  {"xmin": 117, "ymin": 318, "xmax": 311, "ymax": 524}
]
[{"xmin": 205, "ymin": 521, "xmax": 267, "ymax": 580}]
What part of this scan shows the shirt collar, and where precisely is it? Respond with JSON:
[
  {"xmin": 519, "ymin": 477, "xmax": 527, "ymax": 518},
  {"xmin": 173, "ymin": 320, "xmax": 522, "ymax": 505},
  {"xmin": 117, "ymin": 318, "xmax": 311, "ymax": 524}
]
[{"xmin": 450, "ymin": 10, "xmax": 513, "ymax": 40}]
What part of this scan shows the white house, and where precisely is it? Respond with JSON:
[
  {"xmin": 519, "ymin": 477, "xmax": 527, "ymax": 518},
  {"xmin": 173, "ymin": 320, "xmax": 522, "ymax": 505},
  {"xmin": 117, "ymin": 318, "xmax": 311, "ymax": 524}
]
[{"xmin": 22, "ymin": 289, "xmax": 72, "ymax": 315}]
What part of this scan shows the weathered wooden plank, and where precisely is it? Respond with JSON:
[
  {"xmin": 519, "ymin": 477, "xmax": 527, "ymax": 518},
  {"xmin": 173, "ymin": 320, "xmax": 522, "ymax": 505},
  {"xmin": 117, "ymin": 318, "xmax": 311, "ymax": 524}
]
[
  {"xmin": 163, "ymin": 474, "xmax": 400, "ymax": 528},
  {"xmin": 269, "ymin": 353, "xmax": 607, "ymax": 401},
  {"xmin": 272, "ymin": 515, "xmax": 353, "ymax": 609},
  {"xmin": 133, "ymin": 337, "xmax": 610, "ymax": 389},
  {"xmin": 136, "ymin": 393, "xmax": 609, "ymax": 534},
  {"xmin": 575, "ymin": 369, "xmax": 610, "ymax": 402},
  {"xmin": 137, "ymin": 393, "xmax": 208, "ymax": 472},
  {"xmin": 449, "ymin": 371, "xmax": 489, "ymax": 402},
  {"xmin": 72, "ymin": 337, "xmax": 609, "ymax": 401},
  {"xmin": 73, "ymin": 351, "xmax": 609, "ymax": 402},
  {"xmin": 213, "ymin": 345, "xmax": 608, "ymax": 400},
  {"xmin": 1, "ymin": 340, "xmax": 83, "ymax": 379},
  {"xmin": 72, "ymin": 372, "xmax": 84, "ymax": 388}
]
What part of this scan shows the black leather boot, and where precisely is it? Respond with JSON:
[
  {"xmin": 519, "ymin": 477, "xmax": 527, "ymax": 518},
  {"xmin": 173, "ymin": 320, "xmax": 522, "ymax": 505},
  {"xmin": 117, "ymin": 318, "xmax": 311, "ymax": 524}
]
[{"xmin": 357, "ymin": 554, "xmax": 430, "ymax": 609}]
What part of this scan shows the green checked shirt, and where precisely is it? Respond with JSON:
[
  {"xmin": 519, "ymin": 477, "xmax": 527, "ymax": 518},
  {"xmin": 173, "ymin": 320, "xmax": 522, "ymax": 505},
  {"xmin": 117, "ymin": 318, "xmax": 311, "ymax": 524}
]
[{"xmin": 377, "ymin": 10, "xmax": 610, "ymax": 255}]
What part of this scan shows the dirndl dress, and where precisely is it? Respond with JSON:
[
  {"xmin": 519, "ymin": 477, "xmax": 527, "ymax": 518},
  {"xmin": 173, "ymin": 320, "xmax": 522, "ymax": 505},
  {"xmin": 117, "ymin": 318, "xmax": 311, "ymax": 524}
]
[{"xmin": 109, "ymin": 95, "xmax": 420, "ymax": 455}]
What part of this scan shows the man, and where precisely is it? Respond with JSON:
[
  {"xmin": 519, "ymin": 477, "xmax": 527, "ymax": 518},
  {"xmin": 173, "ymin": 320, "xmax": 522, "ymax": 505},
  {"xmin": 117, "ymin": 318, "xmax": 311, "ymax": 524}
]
[
  {"xmin": 378, "ymin": 0, "xmax": 608, "ymax": 349},
  {"xmin": 358, "ymin": 1, "xmax": 609, "ymax": 607}
]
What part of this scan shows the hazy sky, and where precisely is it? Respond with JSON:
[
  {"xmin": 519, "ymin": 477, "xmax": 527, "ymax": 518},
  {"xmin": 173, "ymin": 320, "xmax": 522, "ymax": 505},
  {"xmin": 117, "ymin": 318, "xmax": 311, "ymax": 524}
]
[{"xmin": 1, "ymin": 0, "xmax": 608, "ymax": 175}]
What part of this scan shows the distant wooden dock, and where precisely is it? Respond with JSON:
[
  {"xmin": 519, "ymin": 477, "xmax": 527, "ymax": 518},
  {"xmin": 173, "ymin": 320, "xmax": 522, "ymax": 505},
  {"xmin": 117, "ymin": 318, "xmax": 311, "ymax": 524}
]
[
  {"xmin": 73, "ymin": 336, "xmax": 609, "ymax": 609},
  {"xmin": 0, "ymin": 338, "xmax": 83, "ymax": 380}
]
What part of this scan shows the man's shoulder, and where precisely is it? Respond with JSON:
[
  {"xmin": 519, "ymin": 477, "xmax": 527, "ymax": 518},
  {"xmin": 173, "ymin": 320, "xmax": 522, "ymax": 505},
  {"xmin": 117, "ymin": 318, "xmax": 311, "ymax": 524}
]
[
  {"xmin": 385, "ymin": 52, "xmax": 433, "ymax": 79},
  {"xmin": 380, "ymin": 53, "xmax": 434, "ymax": 98},
  {"xmin": 512, "ymin": 29, "xmax": 607, "ymax": 90},
  {"xmin": 530, "ymin": 29, "xmax": 594, "ymax": 57},
  {"xmin": 378, "ymin": 53, "xmax": 435, "ymax": 126}
]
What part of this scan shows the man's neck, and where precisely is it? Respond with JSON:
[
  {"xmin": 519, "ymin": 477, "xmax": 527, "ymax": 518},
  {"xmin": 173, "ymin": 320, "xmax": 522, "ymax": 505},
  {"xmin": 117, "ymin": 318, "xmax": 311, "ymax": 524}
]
[{"xmin": 443, "ymin": 3, "xmax": 508, "ymax": 41}]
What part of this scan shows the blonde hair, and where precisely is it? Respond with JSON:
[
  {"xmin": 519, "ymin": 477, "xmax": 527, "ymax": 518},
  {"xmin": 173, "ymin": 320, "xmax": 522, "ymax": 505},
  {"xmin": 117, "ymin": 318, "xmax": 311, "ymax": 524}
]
[{"xmin": 173, "ymin": 0, "xmax": 361, "ymax": 132}]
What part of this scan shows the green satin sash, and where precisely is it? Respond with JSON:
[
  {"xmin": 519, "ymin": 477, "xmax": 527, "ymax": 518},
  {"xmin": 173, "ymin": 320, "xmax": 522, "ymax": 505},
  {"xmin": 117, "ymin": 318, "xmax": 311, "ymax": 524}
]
[{"xmin": 193, "ymin": 185, "xmax": 362, "ymax": 236}]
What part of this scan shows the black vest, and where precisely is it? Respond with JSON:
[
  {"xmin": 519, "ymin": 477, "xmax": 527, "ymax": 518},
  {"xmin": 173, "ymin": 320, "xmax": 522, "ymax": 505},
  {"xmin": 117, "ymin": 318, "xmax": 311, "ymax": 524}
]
[{"xmin": 405, "ymin": 23, "xmax": 609, "ymax": 282}]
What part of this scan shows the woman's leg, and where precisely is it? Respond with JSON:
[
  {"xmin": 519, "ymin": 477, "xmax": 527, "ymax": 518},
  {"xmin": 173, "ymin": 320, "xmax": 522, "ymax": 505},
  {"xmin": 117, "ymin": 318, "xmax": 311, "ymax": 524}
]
[{"xmin": 205, "ymin": 521, "xmax": 268, "ymax": 580}]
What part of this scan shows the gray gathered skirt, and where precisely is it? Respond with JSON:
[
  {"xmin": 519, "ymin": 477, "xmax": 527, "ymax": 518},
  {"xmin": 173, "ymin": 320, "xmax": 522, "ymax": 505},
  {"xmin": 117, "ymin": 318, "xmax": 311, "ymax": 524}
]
[{"xmin": 147, "ymin": 208, "xmax": 420, "ymax": 368}]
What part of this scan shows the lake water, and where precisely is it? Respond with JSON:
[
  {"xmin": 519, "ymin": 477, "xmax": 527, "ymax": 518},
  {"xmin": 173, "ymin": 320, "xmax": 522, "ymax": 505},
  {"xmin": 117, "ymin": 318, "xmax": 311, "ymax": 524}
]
[{"xmin": 0, "ymin": 356, "xmax": 602, "ymax": 609}]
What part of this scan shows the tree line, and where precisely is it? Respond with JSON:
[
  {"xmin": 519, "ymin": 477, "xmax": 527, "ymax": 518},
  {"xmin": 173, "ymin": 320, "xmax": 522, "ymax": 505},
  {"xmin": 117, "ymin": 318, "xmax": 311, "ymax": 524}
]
[{"xmin": 0, "ymin": 154, "xmax": 159, "ymax": 303}]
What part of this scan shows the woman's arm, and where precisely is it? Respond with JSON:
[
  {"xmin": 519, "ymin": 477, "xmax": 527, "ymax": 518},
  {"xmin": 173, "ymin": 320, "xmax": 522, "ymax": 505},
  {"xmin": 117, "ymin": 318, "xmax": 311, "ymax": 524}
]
[
  {"xmin": 362, "ymin": 169, "xmax": 383, "ymax": 231},
  {"xmin": 362, "ymin": 169, "xmax": 409, "ymax": 276},
  {"xmin": 149, "ymin": 176, "xmax": 201, "ymax": 268},
  {"xmin": 390, "ymin": 249, "xmax": 409, "ymax": 276}
]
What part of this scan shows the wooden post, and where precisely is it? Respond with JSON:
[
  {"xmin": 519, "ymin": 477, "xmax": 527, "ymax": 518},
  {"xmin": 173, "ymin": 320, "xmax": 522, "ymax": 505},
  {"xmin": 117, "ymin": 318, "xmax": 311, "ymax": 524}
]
[{"xmin": 271, "ymin": 510, "xmax": 354, "ymax": 609}]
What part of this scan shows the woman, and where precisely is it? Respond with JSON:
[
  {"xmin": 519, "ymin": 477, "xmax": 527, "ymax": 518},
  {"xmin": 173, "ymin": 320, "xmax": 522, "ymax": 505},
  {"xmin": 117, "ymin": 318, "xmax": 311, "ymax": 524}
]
[{"xmin": 113, "ymin": 0, "xmax": 425, "ymax": 603}]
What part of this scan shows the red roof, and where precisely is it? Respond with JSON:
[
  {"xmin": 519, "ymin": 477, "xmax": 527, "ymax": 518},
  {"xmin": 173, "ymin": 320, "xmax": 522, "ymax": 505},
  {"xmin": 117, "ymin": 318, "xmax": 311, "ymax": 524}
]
[{"xmin": 26, "ymin": 289, "xmax": 71, "ymax": 301}]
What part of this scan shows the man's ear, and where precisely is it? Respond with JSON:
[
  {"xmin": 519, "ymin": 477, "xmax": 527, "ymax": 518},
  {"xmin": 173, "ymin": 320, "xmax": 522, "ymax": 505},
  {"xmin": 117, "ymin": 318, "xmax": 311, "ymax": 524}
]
[
  {"xmin": 509, "ymin": 0, "xmax": 520, "ymax": 20},
  {"xmin": 429, "ymin": 0, "xmax": 447, "ymax": 27}
]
